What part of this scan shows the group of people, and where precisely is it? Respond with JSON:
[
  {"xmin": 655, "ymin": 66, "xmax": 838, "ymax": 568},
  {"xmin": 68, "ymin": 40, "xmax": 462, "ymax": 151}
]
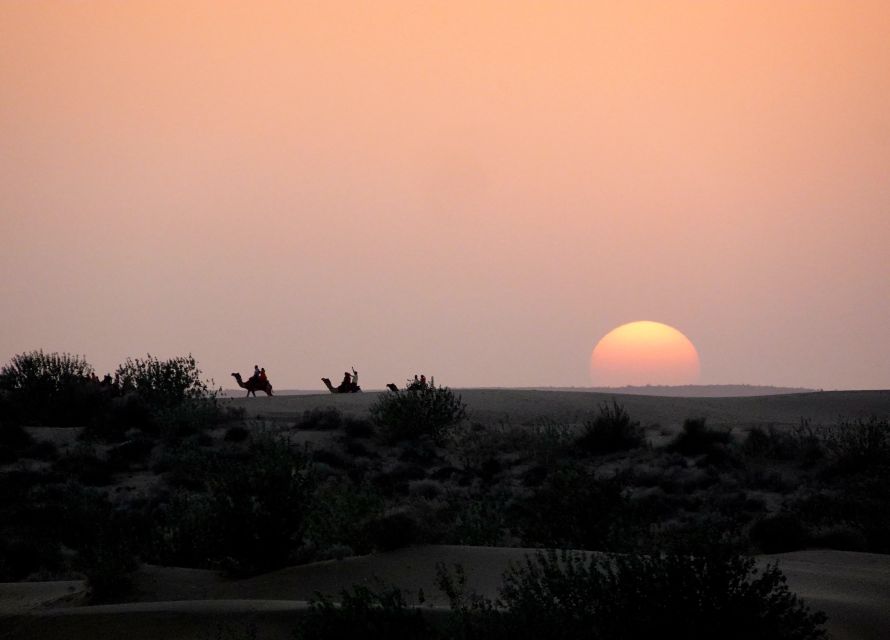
[
  {"xmin": 249, "ymin": 365, "xmax": 269, "ymax": 385},
  {"xmin": 336, "ymin": 367, "xmax": 360, "ymax": 393}
]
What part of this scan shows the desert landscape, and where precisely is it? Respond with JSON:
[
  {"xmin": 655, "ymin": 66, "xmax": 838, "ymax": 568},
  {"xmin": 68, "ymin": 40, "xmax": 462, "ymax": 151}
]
[
  {"xmin": 4, "ymin": 2, "xmax": 889, "ymax": 638},
  {"xmin": 2, "ymin": 355, "xmax": 889, "ymax": 639}
]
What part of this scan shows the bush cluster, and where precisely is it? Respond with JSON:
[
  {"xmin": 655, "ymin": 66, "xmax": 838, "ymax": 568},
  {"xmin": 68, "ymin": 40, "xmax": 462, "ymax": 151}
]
[
  {"xmin": 151, "ymin": 434, "xmax": 315, "ymax": 576},
  {"xmin": 370, "ymin": 381, "xmax": 467, "ymax": 443},
  {"xmin": 297, "ymin": 549, "xmax": 827, "ymax": 640},
  {"xmin": 577, "ymin": 400, "xmax": 645, "ymax": 454}
]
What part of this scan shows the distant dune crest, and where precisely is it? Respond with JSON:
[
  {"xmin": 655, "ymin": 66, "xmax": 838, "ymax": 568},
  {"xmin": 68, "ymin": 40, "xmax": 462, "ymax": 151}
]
[{"xmin": 536, "ymin": 384, "xmax": 817, "ymax": 398}]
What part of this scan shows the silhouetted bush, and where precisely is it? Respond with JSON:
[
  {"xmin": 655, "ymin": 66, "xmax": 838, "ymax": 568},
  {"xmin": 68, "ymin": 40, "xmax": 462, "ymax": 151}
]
[
  {"xmin": 743, "ymin": 427, "xmax": 798, "ymax": 460},
  {"xmin": 824, "ymin": 418, "xmax": 890, "ymax": 474},
  {"xmin": 53, "ymin": 447, "xmax": 116, "ymax": 486},
  {"xmin": 577, "ymin": 401, "xmax": 645, "ymax": 454},
  {"xmin": 344, "ymin": 417, "xmax": 376, "ymax": 439},
  {"xmin": 370, "ymin": 382, "xmax": 467, "ymax": 444},
  {"xmin": 296, "ymin": 583, "xmax": 429, "ymax": 640},
  {"xmin": 305, "ymin": 479, "xmax": 384, "ymax": 558},
  {"xmin": 809, "ymin": 524, "xmax": 867, "ymax": 552},
  {"xmin": 151, "ymin": 434, "xmax": 315, "ymax": 576},
  {"xmin": 369, "ymin": 509, "xmax": 418, "ymax": 551},
  {"xmin": 474, "ymin": 549, "xmax": 827, "ymax": 640},
  {"xmin": 224, "ymin": 425, "xmax": 250, "ymax": 442},
  {"xmin": 0, "ymin": 350, "xmax": 94, "ymax": 396},
  {"xmin": 520, "ymin": 464, "xmax": 625, "ymax": 550},
  {"xmin": 0, "ymin": 351, "xmax": 108, "ymax": 427},
  {"xmin": 670, "ymin": 418, "xmax": 732, "ymax": 456},
  {"xmin": 0, "ymin": 422, "xmax": 33, "ymax": 463},
  {"xmin": 750, "ymin": 512, "xmax": 808, "ymax": 554},
  {"xmin": 744, "ymin": 423, "xmax": 824, "ymax": 468},
  {"xmin": 302, "ymin": 551, "xmax": 826, "ymax": 640},
  {"xmin": 115, "ymin": 353, "xmax": 214, "ymax": 406}
]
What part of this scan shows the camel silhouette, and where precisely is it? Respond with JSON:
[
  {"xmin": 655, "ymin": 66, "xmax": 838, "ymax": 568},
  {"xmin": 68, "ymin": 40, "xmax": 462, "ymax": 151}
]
[
  {"xmin": 231, "ymin": 372, "xmax": 273, "ymax": 397},
  {"xmin": 321, "ymin": 377, "xmax": 361, "ymax": 394}
]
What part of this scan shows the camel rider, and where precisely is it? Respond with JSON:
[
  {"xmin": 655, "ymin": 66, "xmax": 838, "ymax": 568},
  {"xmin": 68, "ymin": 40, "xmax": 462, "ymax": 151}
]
[
  {"xmin": 259, "ymin": 368, "xmax": 267, "ymax": 383},
  {"xmin": 339, "ymin": 371, "xmax": 352, "ymax": 391},
  {"xmin": 351, "ymin": 367, "xmax": 358, "ymax": 389},
  {"xmin": 252, "ymin": 365, "xmax": 261, "ymax": 382}
]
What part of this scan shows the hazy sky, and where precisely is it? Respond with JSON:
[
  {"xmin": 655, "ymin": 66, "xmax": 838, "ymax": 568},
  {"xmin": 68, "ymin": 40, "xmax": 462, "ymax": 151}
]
[{"xmin": 2, "ymin": 1, "xmax": 889, "ymax": 390}]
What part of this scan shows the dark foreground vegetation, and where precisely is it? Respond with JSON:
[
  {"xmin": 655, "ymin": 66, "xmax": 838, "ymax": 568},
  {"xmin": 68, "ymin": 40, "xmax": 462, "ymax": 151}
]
[
  {"xmin": 297, "ymin": 549, "xmax": 826, "ymax": 640},
  {"xmin": 3, "ymin": 351, "xmax": 888, "ymax": 637}
]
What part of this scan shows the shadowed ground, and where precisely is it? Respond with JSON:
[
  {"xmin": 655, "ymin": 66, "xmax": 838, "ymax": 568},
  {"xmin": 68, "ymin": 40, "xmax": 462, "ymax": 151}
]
[{"xmin": 3, "ymin": 546, "xmax": 889, "ymax": 639}]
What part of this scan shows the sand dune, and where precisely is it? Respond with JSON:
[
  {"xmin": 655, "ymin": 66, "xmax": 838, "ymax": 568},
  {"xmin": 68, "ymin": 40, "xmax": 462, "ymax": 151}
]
[
  {"xmin": 4, "ymin": 546, "xmax": 889, "ymax": 639},
  {"xmin": 229, "ymin": 389, "xmax": 890, "ymax": 430},
  {"xmin": 5, "ymin": 389, "xmax": 890, "ymax": 638}
]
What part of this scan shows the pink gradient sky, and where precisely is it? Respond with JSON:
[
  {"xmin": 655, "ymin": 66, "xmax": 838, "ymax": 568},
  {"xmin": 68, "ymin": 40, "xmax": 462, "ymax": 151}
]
[{"xmin": 2, "ymin": 1, "xmax": 889, "ymax": 390}]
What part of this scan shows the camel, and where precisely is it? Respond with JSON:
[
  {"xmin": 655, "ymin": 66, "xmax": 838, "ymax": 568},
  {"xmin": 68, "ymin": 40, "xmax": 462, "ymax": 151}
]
[
  {"xmin": 321, "ymin": 377, "xmax": 361, "ymax": 394},
  {"xmin": 231, "ymin": 372, "xmax": 273, "ymax": 397}
]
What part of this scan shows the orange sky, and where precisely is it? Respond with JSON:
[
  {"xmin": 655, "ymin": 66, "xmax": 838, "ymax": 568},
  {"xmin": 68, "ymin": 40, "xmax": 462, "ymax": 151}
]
[{"xmin": 2, "ymin": 1, "xmax": 889, "ymax": 389}]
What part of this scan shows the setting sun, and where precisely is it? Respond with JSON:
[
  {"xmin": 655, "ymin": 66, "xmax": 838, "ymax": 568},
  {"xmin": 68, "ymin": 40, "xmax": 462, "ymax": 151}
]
[{"xmin": 590, "ymin": 321, "xmax": 701, "ymax": 386}]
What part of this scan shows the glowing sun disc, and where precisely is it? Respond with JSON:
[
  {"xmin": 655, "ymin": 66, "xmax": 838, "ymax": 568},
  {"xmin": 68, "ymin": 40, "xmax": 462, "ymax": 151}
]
[{"xmin": 590, "ymin": 321, "xmax": 700, "ymax": 386}]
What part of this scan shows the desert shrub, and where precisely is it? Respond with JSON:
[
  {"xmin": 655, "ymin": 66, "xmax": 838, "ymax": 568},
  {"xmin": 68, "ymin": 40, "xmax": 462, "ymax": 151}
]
[
  {"xmin": 792, "ymin": 478, "xmax": 890, "ymax": 553},
  {"xmin": 749, "ymin": 512, "xmax": 808, "ymax": 554},
  {"xmin": 151, "ymin": 434, "xmax": 315, "ymax": 576},
  {"xmin": 344, "ymin": 416, "xmax": 376, "ymax": 438},
  {"xmin": 115, "ymin": 353, "xmax": 214, "ymax": 406},
  {"xmin": 408, "ymin": 479, "xmax": 444, "ymax": 500},
  {"xmin": 344, "ymin": 439, "xmax": 376, "ymax": 458},
  {"xmin": 670, "ymin": 418, "xmax": 733, "ymax": 457},
  {"xmin": 224, "ymin": 425, "xmax": 250, "ymax": 442},
  {"xmin": 449, "ymin": 549, "xmax": 828, "ymax": 640},
  {"xmin": 577, "ymin": 401, "xmax": 645, "ymax": 454},
  {"xmin": 743, "ymin": 427, "xmax": 798, "ymax": 460},
  {"xmin": 297, "ymin": 407, "xmax": 344, "ymax": 430},
  {"xmin": 53, "ymin": 446, "xmax": 115, "ymax": 486},
  {"xmin": 313, "ymin": 447, "xmax": 349, "ymax": 469},
  {"xmin": 305, "ymin": 479, "xmax": 384, "ymax": 558},
  {"xmin": 520, "ymin": 464, "xmax": 625, "ymax": 550},
  {"xmin": 0, "ymin": 350, "xmax": 94, "ymax": 395},
  {"xmin": 370, "ymin": 382, "xmax": 467, "ymax": 444},
  {"xmin": 745, "ymin": 424, "xmax": 824, "ymax": 468},
  {"xmin": 808, "ymin": 524, "xmax": 867, "ymax": 551},
  {"xmin": 0, "ymin": 422, "xmax": 33, "ymax": 463},
  {"xmin": 0, "ymin": 475, "xmax": 67, "ymax": 580},
  {"xmin": 445, "ymin": 492, "xmax": 512, "ymax": 546},
  {"xmin": 42, "ymin": 482, "xmax": 142, "ymax": 600},
  {"xmin": 0, "ymin": 351, "xmax": 109, "ymax": 427},
  {"xmin": 824, "ymin": 418, "xmax": 890, "ymax": 473},
  {"xmin": 295, "ymin": 583, "xmax": 429, "ymax": 640},
  {"xmin": 369, "ymin": 508, "xmax": 419, "ymax": 551},
  {"xmin": 372, "ymin": 462, "xmax": 427, "ymax": 496},
  {"xmin": 152, "ymin": 397, "xmax": 232, "ymax": 441}
]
